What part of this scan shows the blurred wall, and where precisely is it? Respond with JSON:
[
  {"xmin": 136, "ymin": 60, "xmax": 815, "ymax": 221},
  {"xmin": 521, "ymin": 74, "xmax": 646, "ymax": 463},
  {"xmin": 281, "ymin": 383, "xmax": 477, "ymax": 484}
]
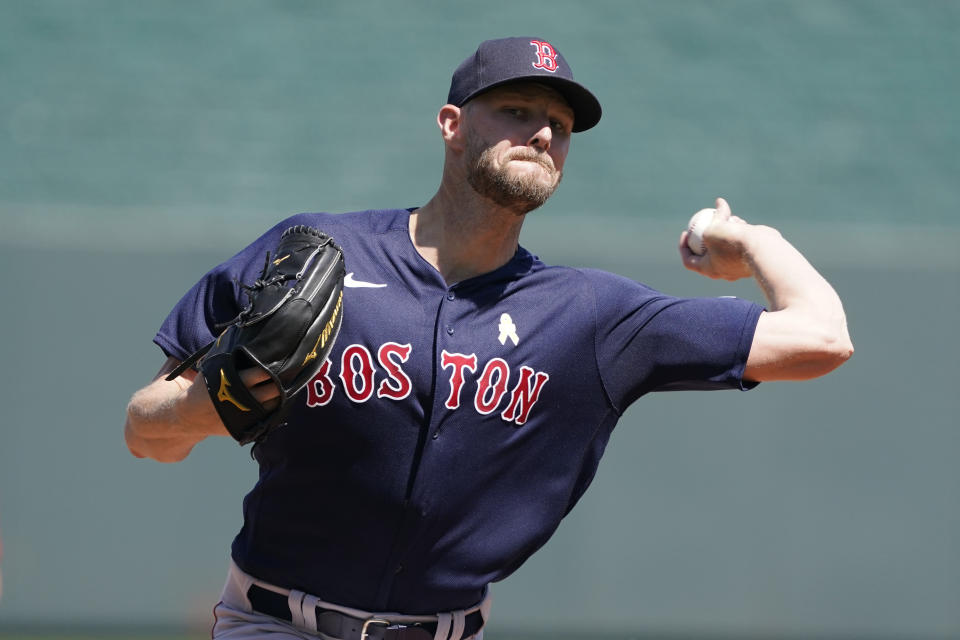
[{"xmin": 1, "ymin": 1, "xmax": 958, "ymax": 637}]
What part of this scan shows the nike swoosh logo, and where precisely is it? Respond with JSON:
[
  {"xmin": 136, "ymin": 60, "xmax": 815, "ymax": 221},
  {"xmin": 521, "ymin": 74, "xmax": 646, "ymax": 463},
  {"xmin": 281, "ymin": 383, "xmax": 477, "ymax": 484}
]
[{"xmin": 344, "ymin": 272, "xmax": 387, "ymax": 288}]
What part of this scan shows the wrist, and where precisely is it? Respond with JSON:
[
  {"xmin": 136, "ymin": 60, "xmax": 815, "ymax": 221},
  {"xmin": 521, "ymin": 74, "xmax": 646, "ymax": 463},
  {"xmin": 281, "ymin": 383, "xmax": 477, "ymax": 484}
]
[{"xmin": 742, "ymin": 224, "xmax": 785, "ymax": 270}]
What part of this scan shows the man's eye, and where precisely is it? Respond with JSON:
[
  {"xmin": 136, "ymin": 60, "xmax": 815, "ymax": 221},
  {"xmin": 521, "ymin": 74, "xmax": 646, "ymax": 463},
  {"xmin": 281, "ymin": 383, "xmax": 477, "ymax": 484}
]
[{"xmin": 551, "ymin": 120, "xmax": 569, "ymax": 132}]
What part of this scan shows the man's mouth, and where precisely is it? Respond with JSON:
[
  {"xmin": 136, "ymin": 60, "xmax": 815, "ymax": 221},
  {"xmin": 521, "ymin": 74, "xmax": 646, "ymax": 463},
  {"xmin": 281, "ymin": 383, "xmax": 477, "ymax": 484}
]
[{"xmin": 507, "ymin": 154, "xmax": 554, "ymax": 172}]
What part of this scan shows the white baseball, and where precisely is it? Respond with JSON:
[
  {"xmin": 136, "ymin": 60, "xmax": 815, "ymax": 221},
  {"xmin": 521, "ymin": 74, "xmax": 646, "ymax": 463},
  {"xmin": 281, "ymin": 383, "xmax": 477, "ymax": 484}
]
[{"xmin": 686, "ymin": 208, "xmax": 716, "ymax": 255}]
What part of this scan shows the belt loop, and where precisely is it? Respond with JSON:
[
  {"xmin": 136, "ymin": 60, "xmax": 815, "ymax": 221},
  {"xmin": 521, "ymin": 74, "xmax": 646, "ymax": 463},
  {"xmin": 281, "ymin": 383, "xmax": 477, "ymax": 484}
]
[
  {"xmin": 300, "ymin": 592, "xmax": 320, "ymax": 633},
  {"xmin": 288, "ymin": 589, "xmax": 307, "ymax": 629},
  {"xmin": 449, "ymin": 610, "xmax": 466, "ymax": 640},
  {"xmin": 227, "ymin": 559, "xmax": 255, "ymax": 611},
  {"xmin": 433, "ymin": 612, "xmax": 452, "ymax": 640}
]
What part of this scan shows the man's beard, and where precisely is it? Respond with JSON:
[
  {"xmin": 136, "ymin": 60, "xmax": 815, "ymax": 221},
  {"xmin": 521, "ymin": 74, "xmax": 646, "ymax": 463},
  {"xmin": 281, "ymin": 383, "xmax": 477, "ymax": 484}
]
[{"xmin": 465, "ymin": 136, "xmax": 562, "ymax": 214}]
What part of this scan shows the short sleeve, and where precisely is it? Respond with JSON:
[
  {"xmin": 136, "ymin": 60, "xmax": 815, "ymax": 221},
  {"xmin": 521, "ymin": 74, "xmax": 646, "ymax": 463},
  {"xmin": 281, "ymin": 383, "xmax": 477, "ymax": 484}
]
[{"xmin": 583, "ymin": 269, "xmax": 764, "ymax": 413}]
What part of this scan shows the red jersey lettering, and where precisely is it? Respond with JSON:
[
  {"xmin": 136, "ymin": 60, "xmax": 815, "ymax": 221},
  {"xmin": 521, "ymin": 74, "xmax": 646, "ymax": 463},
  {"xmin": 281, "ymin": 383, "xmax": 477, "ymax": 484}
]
[
  {"xmin": 441, "ymin": 350, "xmax": 478, "ymax": 410},
  {"xmin": 339, "ymin": 344, "xmax": 376, "ymax": 403},
  {"xmin": 306, "ymin": 358, "xmax": 335, "ymax": 407},
  {"xmin": 501, "ymin": 366, "xmax": 550, "ymax": 425},
  {"xmin": 475, "ymin": 358, "xmax": 510, "ymax": 415},
  {"xmin": 377, "ymin": 342, "xmax": 413, "ymax": 400}
]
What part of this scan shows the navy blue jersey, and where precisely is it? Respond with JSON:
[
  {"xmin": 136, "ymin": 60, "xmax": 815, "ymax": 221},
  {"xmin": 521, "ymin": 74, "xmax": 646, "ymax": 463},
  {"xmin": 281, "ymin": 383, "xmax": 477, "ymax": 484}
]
[{"xmin": 156, "ymin": 208, "xmax": 763, "ymax": 614}]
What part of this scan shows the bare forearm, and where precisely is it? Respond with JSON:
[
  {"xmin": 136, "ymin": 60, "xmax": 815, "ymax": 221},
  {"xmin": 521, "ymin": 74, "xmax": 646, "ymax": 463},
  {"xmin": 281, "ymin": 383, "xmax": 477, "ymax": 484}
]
[
  {"xmin": 742, "ymin": 226, "xmax": 853, "ymax": 380},
  {"xmin": 124, "ymin": 361, "xmax": 228, "ymax": 462},
  {"xmin": 680, "ymin": 198, "xmax": 853, "ymax": 381},
  {"xmin": 746, "ymin": 225, "xmax": 841, "ymax": 316}
]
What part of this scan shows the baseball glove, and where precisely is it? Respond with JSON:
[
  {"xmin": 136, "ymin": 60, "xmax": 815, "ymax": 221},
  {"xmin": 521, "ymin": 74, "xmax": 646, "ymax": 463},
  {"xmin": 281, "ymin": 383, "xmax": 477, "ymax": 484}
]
[{"xmin": 167, "ymin": 225, "xmax": 345, "ymax": 445}]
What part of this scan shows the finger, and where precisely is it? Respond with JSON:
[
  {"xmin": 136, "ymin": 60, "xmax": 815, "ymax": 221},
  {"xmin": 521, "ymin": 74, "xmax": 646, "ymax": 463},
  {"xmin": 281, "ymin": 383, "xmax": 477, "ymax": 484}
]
[
  {"xmin": 239, "ymin": 367, "xmax": 272, "ymax": 387},
  {"xmin": 250, "ymin": 383, "xmax": 281, "ymax": 404},
  {"xmin": 260, "ymin": 397, "xmax": 281, "ymax": 412},
  {"xmin": 678, "ymin": 231, "xmax": 697, "ymax": 261},
  {"xmin": 678, "ymin": 233, "xmax": 704, "ymax": 271},
  {"xmin": 237, "ymin": 367, "xmax": 282, "ymax": 410}
]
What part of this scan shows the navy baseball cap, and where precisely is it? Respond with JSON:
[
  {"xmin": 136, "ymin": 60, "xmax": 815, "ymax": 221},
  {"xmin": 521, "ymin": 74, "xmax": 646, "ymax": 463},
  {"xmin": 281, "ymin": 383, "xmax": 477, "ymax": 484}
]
[{"xmin": 447, "ymin": 37, "xmax": 602, "ymax": 132}]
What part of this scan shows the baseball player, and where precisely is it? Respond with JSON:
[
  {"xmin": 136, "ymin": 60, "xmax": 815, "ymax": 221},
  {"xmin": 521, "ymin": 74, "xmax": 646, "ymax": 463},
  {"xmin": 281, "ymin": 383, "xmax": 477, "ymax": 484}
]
[{"xmin": 125, "ymin": 37, "xmax": 852, "ymax": 640}]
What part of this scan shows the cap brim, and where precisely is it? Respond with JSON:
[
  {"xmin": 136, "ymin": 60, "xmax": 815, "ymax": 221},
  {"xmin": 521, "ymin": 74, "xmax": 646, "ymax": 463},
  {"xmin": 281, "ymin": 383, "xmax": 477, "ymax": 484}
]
[{"xmin": 459, "ymin": 76, "xmax": 602, "ymax": 133}]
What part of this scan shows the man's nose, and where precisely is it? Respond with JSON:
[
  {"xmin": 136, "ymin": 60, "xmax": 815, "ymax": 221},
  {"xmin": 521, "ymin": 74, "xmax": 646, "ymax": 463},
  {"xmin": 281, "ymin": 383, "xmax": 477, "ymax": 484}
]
[{"xmin": 527, "ymin": 123, "xmax": 552, "ymax": 151}]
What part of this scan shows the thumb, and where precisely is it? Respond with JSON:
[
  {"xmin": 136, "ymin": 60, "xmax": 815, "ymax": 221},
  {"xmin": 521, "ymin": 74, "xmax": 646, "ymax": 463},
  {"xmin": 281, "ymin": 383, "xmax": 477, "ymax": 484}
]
[{"xmin": 714, "ymin": 197, "xmax": 731, "ymax": 221}]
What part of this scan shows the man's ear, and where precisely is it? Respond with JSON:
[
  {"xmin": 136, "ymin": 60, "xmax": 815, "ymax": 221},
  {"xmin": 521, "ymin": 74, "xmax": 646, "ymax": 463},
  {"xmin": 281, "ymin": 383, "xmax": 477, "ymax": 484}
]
[{"xmin": 437, "ymin": 104, "xmax": 465, "ymax": 151}]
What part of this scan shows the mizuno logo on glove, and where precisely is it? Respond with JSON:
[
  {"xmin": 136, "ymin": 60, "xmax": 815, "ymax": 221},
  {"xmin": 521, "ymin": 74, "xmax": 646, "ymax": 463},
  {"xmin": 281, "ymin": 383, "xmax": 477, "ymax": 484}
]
[
  {"xmin": 217, "ymin": 369, "xmax": 251, "ymax": 412},
  {"xmin": 304, "ymin": 290, "xmax": 343, "ymax": 365}
]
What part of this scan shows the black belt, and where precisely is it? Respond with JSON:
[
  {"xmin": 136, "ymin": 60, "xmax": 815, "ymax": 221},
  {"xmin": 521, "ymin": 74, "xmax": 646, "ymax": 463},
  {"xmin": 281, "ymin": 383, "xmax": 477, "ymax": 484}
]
[{"xmin": 247, "ymin": 583, "xmax": 485, "ymax": 640}]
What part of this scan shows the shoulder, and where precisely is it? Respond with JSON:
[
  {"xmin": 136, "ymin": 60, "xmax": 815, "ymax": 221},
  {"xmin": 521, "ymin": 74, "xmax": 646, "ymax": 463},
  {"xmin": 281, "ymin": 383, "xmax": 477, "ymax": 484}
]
[
  {"xmin": 279, "ymin": 208, "xmax": 412, "ymax": 238},
  {"xmin": 524, "ymin": 261, "xmax": 663, "ymax": 302},
  {"xmin": 198, "ymin": 210, "xmax": 387, "ymax": 280},
  {"xmin": 566, "ymin": 266, "xmax": 657, "ymax": 292},
  {"xmin": 262, "ymin": 209, "xmax": 411, "ymax": 260}
]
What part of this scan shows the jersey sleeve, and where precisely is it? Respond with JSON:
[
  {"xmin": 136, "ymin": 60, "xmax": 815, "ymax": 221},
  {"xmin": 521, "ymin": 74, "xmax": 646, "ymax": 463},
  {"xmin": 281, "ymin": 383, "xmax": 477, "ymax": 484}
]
[
  {"xmin": 153, "ymin": 217, "xmax": 308, "ymax": 362},
  {"xmin": 583, "ymin": 269, "xmax": 764, "ymax": 414}
]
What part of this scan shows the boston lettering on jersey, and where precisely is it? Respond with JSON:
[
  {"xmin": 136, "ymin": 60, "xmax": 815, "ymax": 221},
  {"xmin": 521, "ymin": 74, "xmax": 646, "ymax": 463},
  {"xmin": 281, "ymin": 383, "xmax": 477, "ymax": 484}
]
[{"xmin": 306, "ymin": 342, "xmax": 550, "ymax": 426}]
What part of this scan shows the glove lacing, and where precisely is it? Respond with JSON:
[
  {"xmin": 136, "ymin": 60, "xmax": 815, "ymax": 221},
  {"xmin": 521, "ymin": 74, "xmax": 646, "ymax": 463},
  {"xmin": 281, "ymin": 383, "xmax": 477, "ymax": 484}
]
[{"xmin": 216, "ymin": 251, "xmax": 297, "ymax": 330}]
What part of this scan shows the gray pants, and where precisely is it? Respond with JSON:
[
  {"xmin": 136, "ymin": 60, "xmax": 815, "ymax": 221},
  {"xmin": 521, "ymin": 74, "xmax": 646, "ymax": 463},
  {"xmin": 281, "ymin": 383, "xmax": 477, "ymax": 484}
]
[{"xmin": 213, "ymin": 559, "xmax": 489, "ymax": 640}]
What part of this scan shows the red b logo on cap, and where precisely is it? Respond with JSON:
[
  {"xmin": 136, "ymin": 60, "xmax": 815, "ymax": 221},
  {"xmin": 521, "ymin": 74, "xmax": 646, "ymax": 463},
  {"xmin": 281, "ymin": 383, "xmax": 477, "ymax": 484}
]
[{"xmin": 530, "ymin": 40, "xmax": 559, "ymax": 73}]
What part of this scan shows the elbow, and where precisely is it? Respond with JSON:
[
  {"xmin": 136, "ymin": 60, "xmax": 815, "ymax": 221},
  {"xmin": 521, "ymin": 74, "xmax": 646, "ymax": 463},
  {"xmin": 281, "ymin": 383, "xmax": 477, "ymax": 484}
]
[
  {"xmin": 747, "ymin": 311, "xmax": 852, "ymax": 382},
  {"xmin": 123, "ymin": 399, "xmax": 192, "ymax": 464},
  {"xmin": 828, "ymin": 322, "xmax": 854, "ymax": 364},
  {"xmin": 124, "ymin": 398, "xmax": 147, "ymax": 458},
  {"xmin": 125, "ymin": 434, "xmax": 147, "ymax": 459},
  {"xmin": 147, "ymin": 448, "xmax": 193, "ymax": 464},
  {"xmin": 804, "ymin": 304, "xmax": 854, "ymax": 376},
  {"xmin": 836, "ymin": 335, "xmax": 855, "ymax": 365},
  {"xmin": 124, "ymin": 423, "xmax": 193, "ymax": 463},
  {"xmin": 812, "ymin": 326, "xmax": 854, "ymax": 376}
]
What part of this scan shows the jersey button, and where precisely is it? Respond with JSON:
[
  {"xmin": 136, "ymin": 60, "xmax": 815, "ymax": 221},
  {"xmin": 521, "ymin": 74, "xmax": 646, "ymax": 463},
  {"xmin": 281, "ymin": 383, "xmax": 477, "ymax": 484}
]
[
  {"xmin": 446, "ymin": 325, "xmax": 454, "ymax": 335},
  {"xmin": 446, "ymin": 292, "xmax": 455, "ymax": 301}
]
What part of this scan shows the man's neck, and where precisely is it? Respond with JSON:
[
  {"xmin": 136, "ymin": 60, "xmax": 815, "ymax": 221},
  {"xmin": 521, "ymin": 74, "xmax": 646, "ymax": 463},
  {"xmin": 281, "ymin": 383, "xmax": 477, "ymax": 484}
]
[{"xmin": 411, "ymin": 183, "xmax": 528, "ymax": 285}]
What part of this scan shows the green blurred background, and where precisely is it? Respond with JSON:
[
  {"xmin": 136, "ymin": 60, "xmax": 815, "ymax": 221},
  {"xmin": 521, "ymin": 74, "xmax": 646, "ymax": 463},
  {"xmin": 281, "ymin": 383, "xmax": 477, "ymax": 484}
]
[{"xmin": 1, "ymin": 1, "xmax": 958, "ymax": 638}]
